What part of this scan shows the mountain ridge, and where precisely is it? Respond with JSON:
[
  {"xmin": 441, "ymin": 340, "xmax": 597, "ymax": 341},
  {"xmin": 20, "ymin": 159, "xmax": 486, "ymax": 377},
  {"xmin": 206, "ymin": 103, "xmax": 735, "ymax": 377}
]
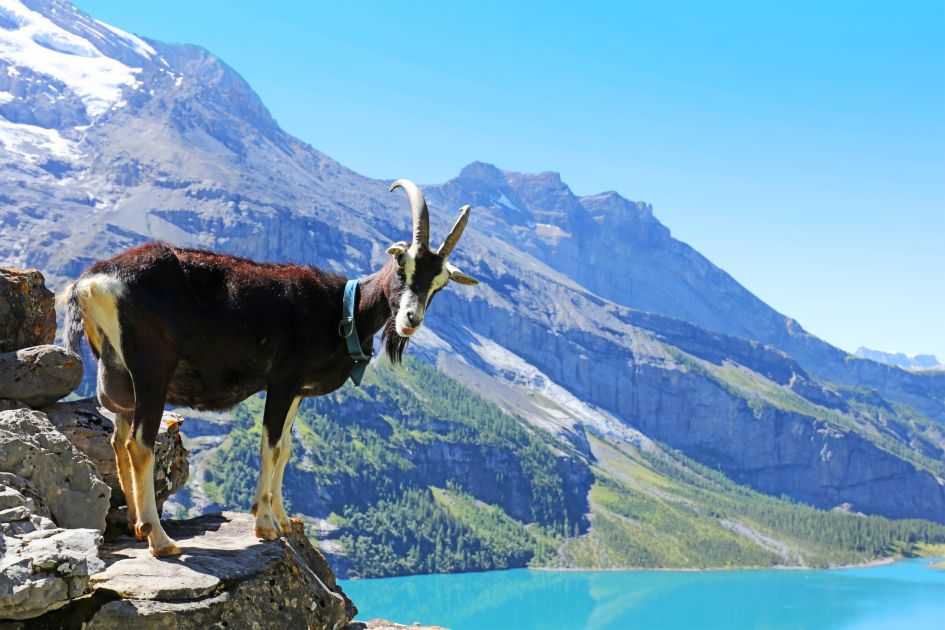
[{"xmin": 2, "ymin": 0, "xmax": 944, "ymax": 555}]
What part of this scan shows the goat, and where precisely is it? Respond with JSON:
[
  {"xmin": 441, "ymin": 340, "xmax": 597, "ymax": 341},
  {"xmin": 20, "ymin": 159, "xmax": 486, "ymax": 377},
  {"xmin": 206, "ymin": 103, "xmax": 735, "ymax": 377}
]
[{"xmin": 63, "ymin": 180, "xmax": 477, "ymax": 556}]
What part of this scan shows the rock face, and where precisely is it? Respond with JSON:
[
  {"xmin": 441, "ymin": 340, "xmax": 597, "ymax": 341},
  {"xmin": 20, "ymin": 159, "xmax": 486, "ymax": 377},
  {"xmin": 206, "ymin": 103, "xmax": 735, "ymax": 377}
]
[
  {"xmin": 66, "ymin": 512, "xmax": 355, "ymax": 629},
  {"xmin": 0, "ymin": 407, "xmax": 110, "ymax": 532},
  {"xmin": 40, "ymin": 400, "xmax": 189, "ymax": 516},
  {"xmin": 0, "ymin": 269, "xmax": 55, "ymax": 353},
  {"xmin": 0, "ymin": 345, "xmax": 83, "ymax": 408},
  {"xmin": 0, "ymin": 527, "xmax": 105, "ymax": 620}
]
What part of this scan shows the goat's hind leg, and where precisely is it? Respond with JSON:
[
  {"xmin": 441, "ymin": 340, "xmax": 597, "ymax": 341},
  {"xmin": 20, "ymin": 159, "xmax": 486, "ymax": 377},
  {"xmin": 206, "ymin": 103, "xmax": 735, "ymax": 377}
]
[
  {"xmin": 96, "ymin": 344, "xmax": 138, "ymax": 535},
  {"xmin": 125, "ymin": 349, "xmax": 180, "ymax": 557}
]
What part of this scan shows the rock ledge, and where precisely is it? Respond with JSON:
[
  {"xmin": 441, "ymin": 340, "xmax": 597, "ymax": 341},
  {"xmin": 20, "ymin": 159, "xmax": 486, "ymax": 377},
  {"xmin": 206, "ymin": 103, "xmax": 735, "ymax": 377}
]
[{"xmin": 11, "ymin": 512, "xmax": 356, "ymax": 629}]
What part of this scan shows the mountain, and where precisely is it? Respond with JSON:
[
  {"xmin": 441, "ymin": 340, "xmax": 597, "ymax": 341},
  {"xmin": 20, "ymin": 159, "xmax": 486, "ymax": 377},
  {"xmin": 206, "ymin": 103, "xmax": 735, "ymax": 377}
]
[
  {"xmin": 856, "ymin": 347, "xmax": 944, "ymax": 372},
  {"xmin": 2, "ymin": 0, "xmax": 944, "ymax": 573}
]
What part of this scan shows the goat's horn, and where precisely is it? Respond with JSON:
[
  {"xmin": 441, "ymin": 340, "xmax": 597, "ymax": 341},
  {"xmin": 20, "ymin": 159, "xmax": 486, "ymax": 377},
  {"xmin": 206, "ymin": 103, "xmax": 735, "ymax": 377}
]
[
  {"xmin": 437, "ymin": 205, "xmax": 471, "ymax": 257},
  {"xmin": 389, "ymin": 179, "xmax": 429, "ymax": 247}
]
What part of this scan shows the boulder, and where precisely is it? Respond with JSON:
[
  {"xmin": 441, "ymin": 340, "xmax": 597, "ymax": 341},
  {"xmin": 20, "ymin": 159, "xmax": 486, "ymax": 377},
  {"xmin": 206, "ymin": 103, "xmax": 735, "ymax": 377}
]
[
  {"xmin": 0, "ymin": 527, "xmax": 105, "ymax": 620},
  {"xmin": 0, "ymin": 269, "xmax": 56, "ymax": 353},
  {"xmin": 0, "ymin": 407, "xmax": 110, "ymax": 532},
  {"xmin": 0, "ymin": 346, "xmax": 83, "ymax": 408},
  {"xmin": 40, "ymin": 400, "xmax": 189, "ymax": 516},
  {"xmin": 68, "ymin": 512, "xmax": 355, "ymax": 629}
]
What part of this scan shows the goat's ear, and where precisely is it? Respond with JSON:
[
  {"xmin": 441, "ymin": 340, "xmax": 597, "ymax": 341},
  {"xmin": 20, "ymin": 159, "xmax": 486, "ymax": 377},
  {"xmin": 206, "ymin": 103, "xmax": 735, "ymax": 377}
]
[
  {"xmin": 446, "ymin": 262, "xmax": 478, "ymax": 286},
  {"xmin": 386, "ymin": 241, "xmax": 409, "ymax": 256}
]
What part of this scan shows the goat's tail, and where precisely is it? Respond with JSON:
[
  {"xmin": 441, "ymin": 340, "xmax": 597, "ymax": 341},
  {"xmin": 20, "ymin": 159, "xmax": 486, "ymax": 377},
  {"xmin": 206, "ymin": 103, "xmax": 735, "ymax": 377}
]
[{"xmin": 60, "ymin": 281, "xmax": 86, "ymax": 356}]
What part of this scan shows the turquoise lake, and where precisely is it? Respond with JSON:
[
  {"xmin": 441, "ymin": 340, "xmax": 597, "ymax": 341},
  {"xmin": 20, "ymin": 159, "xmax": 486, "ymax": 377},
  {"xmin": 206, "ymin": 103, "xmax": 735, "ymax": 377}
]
[{"xmin": 340, "ymin": 559, "xmax": 945, "ymax": 629}]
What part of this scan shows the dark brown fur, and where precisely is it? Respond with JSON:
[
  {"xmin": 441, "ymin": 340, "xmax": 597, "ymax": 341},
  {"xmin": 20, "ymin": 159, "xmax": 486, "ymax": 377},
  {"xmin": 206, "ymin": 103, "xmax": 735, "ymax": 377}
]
[{"xmin": 66, "ymin": 242, "xmax": 408, "ymax": 449}]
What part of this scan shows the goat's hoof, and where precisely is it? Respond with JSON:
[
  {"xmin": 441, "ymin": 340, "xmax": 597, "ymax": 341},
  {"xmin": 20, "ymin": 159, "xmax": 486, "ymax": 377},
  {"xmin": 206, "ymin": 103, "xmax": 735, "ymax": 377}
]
[
  {"xmin": 151, "ymin": 541, "xmax": 181, "ymax": 557},
  {"xmin": 255, "ymin": 524, "xmax": 280, "ymax": 540},
  {"xmin": 134, "ymin": 521, "xmax": 152, "ymax": 540}
]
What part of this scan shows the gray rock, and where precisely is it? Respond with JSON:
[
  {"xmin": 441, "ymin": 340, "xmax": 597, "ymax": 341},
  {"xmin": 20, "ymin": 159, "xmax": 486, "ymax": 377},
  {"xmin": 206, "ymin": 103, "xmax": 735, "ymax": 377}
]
[
  {"xmin": 0, "ymin": 472, "xmax": 56, "ymax": 537},
  {"xmin": 0, "ymin": 407, "xmax": 110, "ymax": 531},
  {"xmin": 40, "ymin": 400, "xmax": 189, "ymax": 515},
  {"xmin": 78, "ymin": 512, "xmax": 354, "ymax": 629},
  {"xmin": 0, "ymin": 527, "xmax": 104, "ymax": 620},
  {"xmin": 0, "ymin": 269, "xmax": 56, "ymax": 353},
  {"xmin": 0, "ymin": 346, "xmax": 83, "ymax": 408}
]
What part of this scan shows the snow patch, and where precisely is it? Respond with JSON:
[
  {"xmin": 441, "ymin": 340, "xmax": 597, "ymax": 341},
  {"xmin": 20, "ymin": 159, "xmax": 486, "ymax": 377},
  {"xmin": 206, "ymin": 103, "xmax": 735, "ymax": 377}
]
[
  {"xmin": 492, "ymin": 192, "xmax": 520, "ymax": 211},
  {"xmin": 0, "ymin": 0, "xmax": 141, "ymax": 117},
  {"xmin": 535, "ymin": 222, "xmax": 570, "ymax": 240},
  {"xmin": 0, "ymin": 117, "xmax": 78, "ymax": 163}
]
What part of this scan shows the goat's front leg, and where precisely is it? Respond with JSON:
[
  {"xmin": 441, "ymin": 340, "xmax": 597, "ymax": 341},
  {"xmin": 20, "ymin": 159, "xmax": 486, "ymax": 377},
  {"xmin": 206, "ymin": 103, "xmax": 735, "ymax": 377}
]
[
  {"xmin": 270, "ymin": 396, "xmax": 301, "ymax": 533},
  {"xmin": 253, "ymin": 390, "xmax": 299, "ymax": 540},
  {"xmin": 124, "ymin": 351, "xmax": 180, "ymax": 557}
]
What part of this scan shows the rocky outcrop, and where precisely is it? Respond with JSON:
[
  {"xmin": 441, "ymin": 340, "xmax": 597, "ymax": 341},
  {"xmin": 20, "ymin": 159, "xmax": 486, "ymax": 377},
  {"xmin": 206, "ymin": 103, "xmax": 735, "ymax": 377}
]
[
  {"xmin": 21, "ymin": 512, "xmax": 356, "ymax": 629},
  {"xmin": 0, "ymin": 345, "xmax": 83, "ymax": 408},
  {"xmin": 40, "ymin": 400, "xmax": 189, "ymax": 521},
  {"xmin": 0, "ymin": 269, "xmax": 55, "ymax": 353},
  {"xmin": 0, "ymin": 407, "xmax": 110, "ymax": 532}
]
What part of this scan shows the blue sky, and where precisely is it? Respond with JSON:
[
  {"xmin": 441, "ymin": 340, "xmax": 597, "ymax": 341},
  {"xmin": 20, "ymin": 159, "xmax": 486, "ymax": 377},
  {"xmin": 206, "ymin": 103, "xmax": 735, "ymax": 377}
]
[{"xmin": 77, "ymin": 0, "xmax": 945, "ymax": 360}]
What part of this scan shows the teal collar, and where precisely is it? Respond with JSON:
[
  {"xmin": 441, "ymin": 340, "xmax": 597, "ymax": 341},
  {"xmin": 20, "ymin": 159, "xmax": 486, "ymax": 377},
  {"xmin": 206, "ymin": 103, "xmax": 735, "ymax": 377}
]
[{"xmin": 339, "ymin": 279, "xmax": 372, "ymax": 385}]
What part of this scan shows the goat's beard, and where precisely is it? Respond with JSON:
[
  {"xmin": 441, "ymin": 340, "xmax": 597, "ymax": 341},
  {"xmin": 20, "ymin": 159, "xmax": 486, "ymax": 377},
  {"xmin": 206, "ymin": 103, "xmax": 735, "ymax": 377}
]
[{"xmin": 382, "ymin": 316, "xmax": 409, "ymax": 363}]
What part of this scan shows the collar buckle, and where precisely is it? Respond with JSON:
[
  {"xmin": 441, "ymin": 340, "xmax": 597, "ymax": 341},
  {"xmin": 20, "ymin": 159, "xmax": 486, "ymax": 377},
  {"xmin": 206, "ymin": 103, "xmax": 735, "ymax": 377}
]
[{"xmin": 338, "ymin": 316, "xmax": 355, "ymax": 339}]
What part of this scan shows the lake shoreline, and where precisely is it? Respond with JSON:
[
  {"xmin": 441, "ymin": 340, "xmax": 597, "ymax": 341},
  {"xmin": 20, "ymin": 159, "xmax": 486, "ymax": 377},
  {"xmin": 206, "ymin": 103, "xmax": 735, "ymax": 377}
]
[
  {"xmin": 341, "ymin": 555, "xmax": 917, "ymax": 582},
  {"xmin": 530, "ymin": 555, "xmax": 901, "ymax": 574}
]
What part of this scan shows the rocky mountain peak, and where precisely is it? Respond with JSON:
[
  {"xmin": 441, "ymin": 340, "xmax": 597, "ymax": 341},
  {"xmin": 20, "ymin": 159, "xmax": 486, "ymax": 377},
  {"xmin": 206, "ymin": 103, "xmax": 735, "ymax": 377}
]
[{"xmin": 456, "ymin": 160, "xmax": 505, "ymax": 184}]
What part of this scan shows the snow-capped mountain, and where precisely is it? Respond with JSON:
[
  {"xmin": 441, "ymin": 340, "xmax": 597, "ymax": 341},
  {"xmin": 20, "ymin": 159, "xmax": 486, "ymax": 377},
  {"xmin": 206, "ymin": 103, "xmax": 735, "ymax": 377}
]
[
  {"xmin": 856, "ymin": 347, "xmax": 943, "ymax": 371},
  {"xmin": 0, "ymin": 0, "xmax": 153, "ymax": 164},
  {"xmin": 2, "ymin": 0, "xmax": 944, "ymax": 524}
]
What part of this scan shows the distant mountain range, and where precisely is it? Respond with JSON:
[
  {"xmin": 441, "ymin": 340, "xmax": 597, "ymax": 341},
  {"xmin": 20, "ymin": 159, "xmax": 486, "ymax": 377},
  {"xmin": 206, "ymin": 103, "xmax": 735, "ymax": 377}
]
[
  {"xmin": 2, "ymin": 0, "xmax": 944, "ymax": 573},
  {"xmin": 855, "ymin": 347, "xmax": 943, "ymax": 371}
]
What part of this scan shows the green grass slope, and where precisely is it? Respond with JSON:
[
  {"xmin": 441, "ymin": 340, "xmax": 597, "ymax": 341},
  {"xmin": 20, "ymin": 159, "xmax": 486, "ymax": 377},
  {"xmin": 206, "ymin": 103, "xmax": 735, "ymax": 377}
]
[{"xmin": 557, "ymin": 433, "xmax": 945, "ymax": 569}]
